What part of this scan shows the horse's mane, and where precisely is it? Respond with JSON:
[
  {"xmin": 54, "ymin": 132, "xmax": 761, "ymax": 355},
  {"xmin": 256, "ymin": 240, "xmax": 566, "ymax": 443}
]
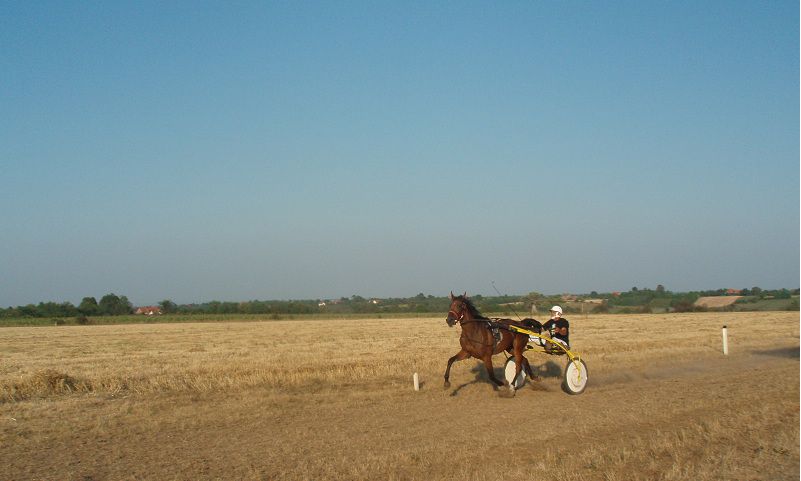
[{"xmin": 457, "ymin": 295, "xmax": 488, "ymax": 320}]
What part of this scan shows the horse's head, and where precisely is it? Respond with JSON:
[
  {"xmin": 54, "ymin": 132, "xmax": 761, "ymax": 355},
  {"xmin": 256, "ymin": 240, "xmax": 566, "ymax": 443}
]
[{"xmin": 446, "ymin": 291, "xmax": 469, "ymax": 327}]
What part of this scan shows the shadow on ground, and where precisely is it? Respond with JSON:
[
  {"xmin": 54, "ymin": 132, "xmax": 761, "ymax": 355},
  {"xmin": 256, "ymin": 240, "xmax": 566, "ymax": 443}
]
[
  {"xmin": 448, "ymin": 357, "xmax": 564, "ymax": 396},
  {"xmin": 752, "ymin": 347, "xmax": 800, "ymax": 359}
]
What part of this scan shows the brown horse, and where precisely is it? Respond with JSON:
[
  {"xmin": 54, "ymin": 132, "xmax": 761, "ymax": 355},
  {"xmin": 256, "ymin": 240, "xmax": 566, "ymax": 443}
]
[{"xmin": 444, "ymin": 292, "xmax": 537, "ymax": 396}]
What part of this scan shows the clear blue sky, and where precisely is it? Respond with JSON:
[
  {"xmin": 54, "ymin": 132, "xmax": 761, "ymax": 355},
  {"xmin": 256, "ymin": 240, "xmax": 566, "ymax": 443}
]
[{"xmin": 1, "ymin": 1, "xmax": 798, "ymax": 306}]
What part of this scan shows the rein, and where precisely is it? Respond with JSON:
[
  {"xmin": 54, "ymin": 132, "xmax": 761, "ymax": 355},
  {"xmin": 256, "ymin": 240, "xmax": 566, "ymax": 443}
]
[
  {"xmin": 457, "ymin": 318, "xmax": 490, "ymax": 325},
  {"xmin": 456, "ymin": 318, "xmax": 503, "ymax": 348}
]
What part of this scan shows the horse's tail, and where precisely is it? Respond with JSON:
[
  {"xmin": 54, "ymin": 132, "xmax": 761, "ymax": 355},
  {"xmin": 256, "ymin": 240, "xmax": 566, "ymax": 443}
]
[
  {"xmin": 519, "ymin": 318, "xmax": 542, "ymax": 333},
  {"xmin": 493, "ymin": 317, "xmax": 542, "ymax": 334}
]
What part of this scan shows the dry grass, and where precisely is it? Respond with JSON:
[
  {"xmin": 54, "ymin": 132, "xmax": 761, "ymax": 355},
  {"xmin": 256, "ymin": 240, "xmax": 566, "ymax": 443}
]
[
  {"xmin": 0, "ymin": 318, "xmax": 435, "ymax": 401},
  {"xmin": 0, "ymin": 312, "xmax": 798, "ymax": 480}
]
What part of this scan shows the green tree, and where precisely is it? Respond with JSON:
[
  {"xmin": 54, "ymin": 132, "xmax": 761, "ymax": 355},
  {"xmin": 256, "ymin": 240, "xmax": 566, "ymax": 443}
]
[
  {"xmin": 36, "ymin": 301, "xmax": 78, "ymax": 317},
  {"xmin": 17, "ymin": 304, "xmax": 35, "ymax": 317},
  {"xmin": 218, "ymin": 302, "xmax": 239, "ymax": 314},
  {"xmin": 78, "ymin": 297, "xmax": 99, "ymax": 316},
  {"xmin": 98, "ymin": 293, "xmax": 133, "ymax": 316},
  {"xmin": 774, "ymin": 289, "xmax": 791, "ymax": 299},
  {"xmin": 1, "ymin": 307, "xmax": 22, "ymax": 318},
  {"xmin": 158, "ymin": 299, "xmax": 178, "ymax": 314}
]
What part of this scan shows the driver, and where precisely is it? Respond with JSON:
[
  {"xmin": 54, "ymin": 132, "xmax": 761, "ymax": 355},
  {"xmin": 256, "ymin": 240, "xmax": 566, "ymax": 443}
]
[{"xmin": 541, "ymin": 305, "xmax": 569, "ymax": 350}]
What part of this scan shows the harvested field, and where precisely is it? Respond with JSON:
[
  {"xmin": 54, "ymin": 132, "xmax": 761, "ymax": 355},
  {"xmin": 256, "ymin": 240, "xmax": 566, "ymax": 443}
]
[
  {"xmin": 694, "ymin": 296, "xmax": 742, "ymax": 308},
  {"xmin": 0, "ymin": 312, "xmax": 798, "ymax": 480}
]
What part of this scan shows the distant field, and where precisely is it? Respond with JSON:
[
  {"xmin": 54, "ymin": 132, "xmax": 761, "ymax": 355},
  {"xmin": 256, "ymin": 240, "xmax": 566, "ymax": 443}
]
[
  {"xmin": 695, "ymin": 296, "xmax": 742, "ymax": 308},
  {"xmin": 733, "ymin": 297, "xmax": 800, "ymax": 312},
  {"xmin": 1, "ymin": 312, "xmax": 798, "ymax": 480}
]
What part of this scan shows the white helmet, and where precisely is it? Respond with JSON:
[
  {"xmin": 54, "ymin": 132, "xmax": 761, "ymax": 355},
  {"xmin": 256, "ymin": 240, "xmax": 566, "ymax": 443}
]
[{"xmin": 550, "ymin": 305, "xmax": 563, "ymax": 315}]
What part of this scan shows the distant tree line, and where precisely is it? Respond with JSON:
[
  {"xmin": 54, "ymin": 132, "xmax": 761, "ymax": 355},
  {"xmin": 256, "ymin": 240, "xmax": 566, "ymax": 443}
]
[
  {"xmin": 596, "ymin": 286, "xmax": 798, "ymax": 313},
  {"xmin": 2, "ymin": 287, "xmax": 798, "ymax": 319},
  {"xmin": 1, "ymin": 293, "xmax": 133, "ymax": 319}
]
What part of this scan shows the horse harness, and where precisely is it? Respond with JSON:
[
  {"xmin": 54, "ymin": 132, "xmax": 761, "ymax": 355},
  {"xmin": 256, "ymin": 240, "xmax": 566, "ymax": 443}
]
[{"xmin": 455, "ymin": 318, "xmax": 504, "ymax": 349}]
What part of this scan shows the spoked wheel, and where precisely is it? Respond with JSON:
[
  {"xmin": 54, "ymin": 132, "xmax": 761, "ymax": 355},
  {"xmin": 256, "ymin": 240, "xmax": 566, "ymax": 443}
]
[
  {"xmin": 562, "ymin": 359, "xmax": 588, "ymax": 395},
  {"xmin": 503, "ymin": 357, "xmax": 526, "ymax": 389}
]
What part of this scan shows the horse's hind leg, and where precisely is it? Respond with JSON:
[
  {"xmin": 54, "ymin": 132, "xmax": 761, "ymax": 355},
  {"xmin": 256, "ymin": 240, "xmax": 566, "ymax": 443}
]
[
  {"xmin": 502, "ymin": 336, "xmax": 528, "ymax": 395},
  {"xmin": 482, "ymin": 355, "xmax": 504, "ymax": 388},
  {"xmin": 511, "ymin": 350, "xmax": 525, "ymax": 391},
  {"xmin": 444, "ymin": 350, "xmax": 470, "ymax": 389},
  {"xmin": 522, "ymin": 356, "xmax": 538, "ymax": 382}
]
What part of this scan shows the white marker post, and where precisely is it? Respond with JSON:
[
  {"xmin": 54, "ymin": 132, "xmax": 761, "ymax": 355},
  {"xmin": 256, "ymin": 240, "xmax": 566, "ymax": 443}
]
[
  {"xmin": 413, "ymin": 372, "xmax": 420, "ymax": 391},
  {"xmin": 722, "ymin": 325, "xmax": 729, "ymax": 355}
]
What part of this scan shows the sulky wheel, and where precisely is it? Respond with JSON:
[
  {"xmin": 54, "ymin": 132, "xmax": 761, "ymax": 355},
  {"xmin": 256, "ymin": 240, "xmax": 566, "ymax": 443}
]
[
  {"xmin": 561, "ymin": 359, "xmax": 588, "ymax": 395},
  {"xmin": 503, "ymin": 357, "xmax": 526, "ymax": 389}
]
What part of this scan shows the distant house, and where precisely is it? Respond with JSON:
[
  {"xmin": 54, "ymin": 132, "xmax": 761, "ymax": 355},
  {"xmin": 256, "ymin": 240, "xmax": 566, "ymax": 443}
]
[
  {"xmin": 135, "ymin": 306, "xmax": 162, "ymax": 316},
  {"xmin": 725, "ymin": 289, "xmax": 743, "ymax": 296},
  {"xmin": 611, "ymin": 292, "xmax": 622, "ymax": 297}
]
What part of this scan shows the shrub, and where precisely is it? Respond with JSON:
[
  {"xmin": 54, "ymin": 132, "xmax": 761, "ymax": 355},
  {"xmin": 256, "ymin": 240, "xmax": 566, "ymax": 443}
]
[{"xmin": 75, "ymin": 316, "xmax": 91, "ymax": 325}]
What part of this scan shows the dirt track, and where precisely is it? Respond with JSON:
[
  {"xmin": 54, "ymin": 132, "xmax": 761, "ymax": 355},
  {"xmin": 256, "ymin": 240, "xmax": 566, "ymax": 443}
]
[{"xmin": 1, "ymin": 313, "xmax": 798, "ymax": 480}]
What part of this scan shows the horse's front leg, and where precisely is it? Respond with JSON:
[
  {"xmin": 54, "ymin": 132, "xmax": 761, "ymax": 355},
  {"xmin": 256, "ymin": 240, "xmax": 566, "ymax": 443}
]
[{"xmin": 444, "ymin": 349, "xmax": 470, "ymax": 389}]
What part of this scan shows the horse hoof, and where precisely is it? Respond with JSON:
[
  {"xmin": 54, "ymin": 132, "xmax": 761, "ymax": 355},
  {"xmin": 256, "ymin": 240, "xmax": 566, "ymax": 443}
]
[
  {"xmin": 444, "ymin": 381, "xmax": 451, "ymax": 389},
  {"xmin": 498, "ymin": 388, "xmax": 516, "ymax": 398}
]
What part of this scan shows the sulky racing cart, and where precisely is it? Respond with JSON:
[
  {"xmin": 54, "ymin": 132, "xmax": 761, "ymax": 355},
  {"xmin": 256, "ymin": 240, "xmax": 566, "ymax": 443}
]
[{"xmin": 501, "ymin": 322, "xmax": 588, "ymax": 395}]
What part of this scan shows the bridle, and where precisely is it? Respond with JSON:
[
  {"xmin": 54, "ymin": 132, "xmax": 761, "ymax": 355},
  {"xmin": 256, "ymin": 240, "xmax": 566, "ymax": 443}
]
[
  {"xmin": 446, "ymin": 300, "xmax": 486, "ymax": 326},
  {"xmin": 447, "ymin": 307, "xmax": 465, "ymax": 322},
  {"xmin": 446, "ymin": 297, "xmax": 471, "ymax": 325},
  {"xmin": 446, "ymin": 301, "xmax": 499, "ymax": 348},
  {"xmin": 447, "ymin": 310, "xmax": 485, "ymax": 325}
]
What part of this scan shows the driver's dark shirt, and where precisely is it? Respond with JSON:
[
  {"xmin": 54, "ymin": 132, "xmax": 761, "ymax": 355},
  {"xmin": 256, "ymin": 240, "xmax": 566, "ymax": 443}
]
[{"xmin": 542, "ymin": 318, "xmax": 569, "ymax": 346}]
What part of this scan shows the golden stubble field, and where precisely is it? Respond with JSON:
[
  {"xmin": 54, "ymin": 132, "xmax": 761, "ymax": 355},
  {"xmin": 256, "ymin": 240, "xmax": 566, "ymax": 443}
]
[{"xmin": 0, "ymin": 312, "xmax": 798, "ymax": 481}]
